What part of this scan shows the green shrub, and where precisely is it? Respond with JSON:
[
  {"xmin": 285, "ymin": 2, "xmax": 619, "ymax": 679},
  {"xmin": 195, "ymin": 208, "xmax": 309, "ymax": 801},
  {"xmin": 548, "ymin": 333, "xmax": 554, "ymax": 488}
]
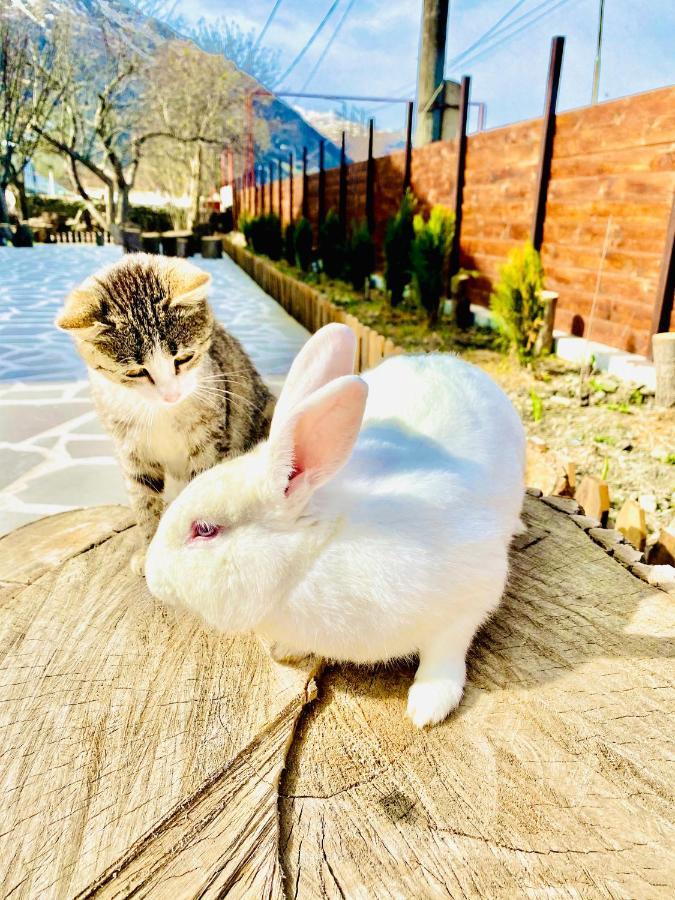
[
  {"xmin": 239, "ymin": 212, "xmax": 254, "ymax": 245},
  {"xmin": 410, "ymin": 206, "xmax": 455, "ymax": 326},
  {"xmin": 126, "ymin": 205, "xmax": 173, "ymax": 232},
  {"xmin": 489, "ymin": 241, "xmax": 545, "ymax": 361},
  {"xmin": 294, "ymin": 217, "xmax": 313, "ymax": 271},
  {"xmin": 246, "ymin": 214, "xmax": 282, "ymax": 259},
  {"xmin": 264, "ymin": 214, "xmax": 282, "ymax": 260},
  {"xmin": 319, "ymin": 209, "xmax": 344, "ymax": 279},
  {"xmin": 346, "ymin": 221, "xmax": 375, "ymax": 291},
  {"xmin": 384, "ymin": 190, "xmax": 416, "ymax": 306},
  {"xmin": 284, "ymin": 222, "xmax": 296, "ymax": 265}
]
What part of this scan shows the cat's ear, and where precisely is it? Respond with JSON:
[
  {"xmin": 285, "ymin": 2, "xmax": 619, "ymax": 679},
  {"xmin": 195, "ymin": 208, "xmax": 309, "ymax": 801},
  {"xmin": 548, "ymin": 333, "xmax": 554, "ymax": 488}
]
[
  {"xmin": 170, "ymin": 262, "xmax": 212, "ymax": 307},
  {"xmin": 56, "ymin": 285, "xmax": 105, "ymax": 337}
]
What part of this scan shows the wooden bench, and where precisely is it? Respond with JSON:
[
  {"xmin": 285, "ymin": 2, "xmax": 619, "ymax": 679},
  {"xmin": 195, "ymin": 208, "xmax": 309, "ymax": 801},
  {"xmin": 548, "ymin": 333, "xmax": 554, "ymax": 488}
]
[{"xmin": 0, "ymin": 495, "xmax": 671, "ymax": 897}]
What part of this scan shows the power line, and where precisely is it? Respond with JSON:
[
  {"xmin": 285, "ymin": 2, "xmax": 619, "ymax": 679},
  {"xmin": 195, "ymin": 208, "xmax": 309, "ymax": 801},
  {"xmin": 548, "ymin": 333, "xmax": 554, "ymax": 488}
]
[
  {"xmin": 383, "ymin": 0, "xmax": 576, "ymax": 106},
  {"xmin": 274, "ymin": 0, "xmax": 342, "ymax": 88},
  {"xmin": 300, "ymin": 0, "xmax": 358, "ymax": 91},
  {"xmin": 449, "ymin": 0, "xmax": 577, "ymax": 71},
  {"xmin": 378, "ymin": 0, "xmax": 537, "ymax": 110},
  {"xmin": 254, "ymin": 0, "xmax": 284, "ymax": 51},
  {"xmin": 449, "ymin": 0, "xmax": 530, "ymax": 68}
]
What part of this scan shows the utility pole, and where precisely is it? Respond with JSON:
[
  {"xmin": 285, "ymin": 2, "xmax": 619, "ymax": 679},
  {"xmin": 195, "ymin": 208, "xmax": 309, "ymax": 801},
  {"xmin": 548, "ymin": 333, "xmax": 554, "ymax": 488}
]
[
  {"xmin": 591, "ymin": 0, "xmax": 605, "ymax": 104},
  {"xmin": 415, "ymin": 0, "xmax": 450, "ymax": 146}
]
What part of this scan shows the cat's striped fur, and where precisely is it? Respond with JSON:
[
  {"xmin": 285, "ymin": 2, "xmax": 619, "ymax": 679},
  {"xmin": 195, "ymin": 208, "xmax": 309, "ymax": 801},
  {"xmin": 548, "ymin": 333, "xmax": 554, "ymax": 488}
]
[{"xmin": 57, "ymin": 253, "xmax": 274, "ymax": 573}]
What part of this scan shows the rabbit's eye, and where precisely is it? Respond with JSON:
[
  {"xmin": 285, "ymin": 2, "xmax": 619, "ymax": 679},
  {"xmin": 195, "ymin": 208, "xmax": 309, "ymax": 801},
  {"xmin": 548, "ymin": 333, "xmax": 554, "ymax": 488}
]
[{"xmin": 189, "ymin": 520, "xmax": 222, "ymax": 542}]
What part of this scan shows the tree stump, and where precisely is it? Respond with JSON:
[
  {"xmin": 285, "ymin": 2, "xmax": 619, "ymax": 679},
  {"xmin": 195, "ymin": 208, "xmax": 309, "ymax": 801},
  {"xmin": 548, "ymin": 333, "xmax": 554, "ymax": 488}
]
[
  {"xmin": 652, "ymin": 331, "xmax": 675, "ymax": 408},
  {"xmin": 0, "ymin": 497, "xmax": 672, "ymax": 898},
  {"xmin": 201, "ymin": 236, "xmax": 223, "ymax": 259},
  {"xmin": 141, "ymin": 232, "xmax": 161, "ymax": 254}
]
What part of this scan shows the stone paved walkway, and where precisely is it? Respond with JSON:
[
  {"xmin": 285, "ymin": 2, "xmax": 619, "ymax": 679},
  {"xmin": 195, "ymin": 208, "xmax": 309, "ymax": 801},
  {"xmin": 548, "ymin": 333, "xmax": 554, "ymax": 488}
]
[{"xmin": 0, "ymin": 245, "xmax": 308, "ymax": 536}]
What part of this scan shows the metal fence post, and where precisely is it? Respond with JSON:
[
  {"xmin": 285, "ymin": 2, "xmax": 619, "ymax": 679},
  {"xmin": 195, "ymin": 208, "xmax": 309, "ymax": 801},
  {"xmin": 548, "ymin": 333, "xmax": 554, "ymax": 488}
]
[
  {"xmin": 449, "ymin": 75, "xmax": 470, "ymax": 279},
  {"xmin": 366, "ymin": 118, "xmax": 375, "ymax": 234},
  {"xmin": 531, "ymin": 36, "xmax": 565, "ymax": 251},
  {"xmin": 339, "ymin": 131, "xmax": 348, "ymax": 240},
  {"xmin": 403, "ymin": 100, "xmax": 413, "ymax": 193},
  {"xmin": 650, "ymin": 195, "xmax": 675, "ymax": 341},
  {"xmin": 318, "ymin": 139, "xmax": 326, "ymax": 227},
  {"xmin": 289, "ymin": 151, "xmax": 294, "ymax": 226}
]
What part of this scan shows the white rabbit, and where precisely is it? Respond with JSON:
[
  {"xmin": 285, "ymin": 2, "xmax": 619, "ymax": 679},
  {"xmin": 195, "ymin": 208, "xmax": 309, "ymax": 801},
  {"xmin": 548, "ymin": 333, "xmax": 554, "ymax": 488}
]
[{"xmin": 146, "ymin": 323, "xmax": 526, "ymax": 727}]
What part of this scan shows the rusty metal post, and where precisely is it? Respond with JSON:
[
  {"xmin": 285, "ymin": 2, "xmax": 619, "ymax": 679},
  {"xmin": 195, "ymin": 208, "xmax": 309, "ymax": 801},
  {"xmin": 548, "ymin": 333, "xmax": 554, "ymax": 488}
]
[
  {"xmin": 339, "ymin": 131, "xmax": 348, "ymax": 240},
  {"xmin": 449, "ymin": 75, "xmax": 470, "ymax": 279},
  {"xmin": 650, "ymin": 195, "xmax": 675, "ymax": 341},
  {"xmin": 289, "ymin": 151, "xmax": 294, "ymax": 225},
  {"xmin": 318, "ymin": 139, "xmax": 326, "ymax": 228},
  {"xmin": 366, "ymin": 118, "xmax": 375, "ymax": 234},
  {"xmin": 531, "ymin": 36, "xmax": 565, "ymax": 251},
  {"xmin": 403, "ymin": 100, "xmax": 413, "ymax": 193},
  {"xmin": 302, "ymin": 146, "xmax": 309, "ymax": 219}
]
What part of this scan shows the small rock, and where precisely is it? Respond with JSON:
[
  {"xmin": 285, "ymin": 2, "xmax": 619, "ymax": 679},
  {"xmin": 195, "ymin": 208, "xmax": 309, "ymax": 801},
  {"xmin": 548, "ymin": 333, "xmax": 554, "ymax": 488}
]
[
  {"xmin": 621, "ymin": 443, "xmax": 633, "ymax": 452},
  {"xmin": 549, "ymin": 395, "xmax": 573, "ymax": 407},
  {"xmin": 639, "ymin": 494, "xmax": 657, "ymax": 514},
  {"xmin": 650, "ymin": 446, "xmax": 667, "ymax": 460},
  {"xmin": 526, "ymin": 487, "xmax": 543, "ymax": 498},
  {"xmin": 645, "ymin": 565, "xmax": 675, "ymax": 587},
  {"xmin": 570, "ymin": 513, "xmax": 601, "ymax": 531},
  {"xmin": 631, "ymin": 562, "xmax": 653, "ymax": 583},
  {"xmin": 590, "ymin": 390, "xmax": 606, "ymax": 404},
  {"xmin": 589, "ymin": 528, "xmax": 625, "ymax": 551},
  {"xmin": 542, "ymin": 495, "xmax": 581, "ymax": 515},
  {"xmin": 612, "ymin": 543, "xmax": 644, "ymax": 567}
]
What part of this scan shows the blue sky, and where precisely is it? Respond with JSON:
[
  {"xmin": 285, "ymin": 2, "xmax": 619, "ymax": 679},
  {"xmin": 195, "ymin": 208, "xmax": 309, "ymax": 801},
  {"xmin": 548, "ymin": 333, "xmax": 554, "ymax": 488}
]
[{"xmin": 176, "ymin": 1, "xmax": 675, "ymax": 133}]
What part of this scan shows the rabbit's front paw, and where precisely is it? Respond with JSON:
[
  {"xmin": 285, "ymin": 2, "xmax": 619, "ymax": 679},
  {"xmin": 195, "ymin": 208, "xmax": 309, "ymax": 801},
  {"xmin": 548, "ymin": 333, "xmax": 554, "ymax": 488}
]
[
  {"xmin": 130, "ymin": 549, "xmax": 147, "ymax": 577},
  {"xmin": 268, "ymin": 641, "xmax": 310, "ymax": 666},
  {"xmin": 406, "ymin": 677, "xmax": 464, "ymax": 728}
]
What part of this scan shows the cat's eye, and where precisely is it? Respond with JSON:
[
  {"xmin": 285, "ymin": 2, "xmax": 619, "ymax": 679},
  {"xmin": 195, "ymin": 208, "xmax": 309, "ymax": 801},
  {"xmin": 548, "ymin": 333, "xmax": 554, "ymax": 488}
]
[
  {"xmin": 126, "ymin": 369, "xmax": 149, "ymax": 380},
  {"xmin": 175, "ymin": 353, "xmax": 194, "ymax": 371},
  {"xmin": 189, "ymin": 520, "xmax": 222, "ymax": 542}
]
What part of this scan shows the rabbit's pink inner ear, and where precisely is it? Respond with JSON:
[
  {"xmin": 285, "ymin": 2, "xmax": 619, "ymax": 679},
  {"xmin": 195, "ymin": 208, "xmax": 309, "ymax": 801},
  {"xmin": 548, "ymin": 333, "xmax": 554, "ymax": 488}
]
[
  {"xmin": 283, "ymin": 375, "xmax": 368, "ymax": 494},
  {"xmin": 271, "ymin": 324, "xmax": 357, "ymax": 434}
]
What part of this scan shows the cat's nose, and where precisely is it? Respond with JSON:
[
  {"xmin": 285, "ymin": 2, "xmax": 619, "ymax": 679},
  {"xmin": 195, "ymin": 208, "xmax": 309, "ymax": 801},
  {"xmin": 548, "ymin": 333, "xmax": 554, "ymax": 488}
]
[{"xmin": 161, "ymin": 387, "xmax": 180, "ymax": 404}]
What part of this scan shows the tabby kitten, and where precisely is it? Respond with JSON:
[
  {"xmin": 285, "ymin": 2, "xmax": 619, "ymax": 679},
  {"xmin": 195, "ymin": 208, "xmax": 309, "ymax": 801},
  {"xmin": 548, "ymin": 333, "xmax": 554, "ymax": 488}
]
[{"xmin": 57, "ymin": 253, "xmax": 274, "ymax": 575}]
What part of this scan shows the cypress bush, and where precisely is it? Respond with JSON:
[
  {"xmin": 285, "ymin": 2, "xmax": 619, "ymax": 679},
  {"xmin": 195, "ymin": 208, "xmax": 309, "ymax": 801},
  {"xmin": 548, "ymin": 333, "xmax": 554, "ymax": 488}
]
[
  {"xmin": 489, "ymin": 241, "xmax": 545, "ymax": 361},
  {"xmin": 318, "ymin": 209, "xmax": 344, "ymax": 279},
  {"xmin": 346, "ymin": 221, "xmax": 375, "ymax": 292},
  {"xmin": 410, "ymin": 206, "xmax": 455, "ymax": 326},
  {"xmin": 284, "ymin": 222, "xmax": 296, "ymax": 265},
  {"xmin": 384, "ymin": 190, "xmax": 416, "ymax": 306},
  {"xmin": 294, "ymin": 217, "xmax": 313, "ymax": 271}
]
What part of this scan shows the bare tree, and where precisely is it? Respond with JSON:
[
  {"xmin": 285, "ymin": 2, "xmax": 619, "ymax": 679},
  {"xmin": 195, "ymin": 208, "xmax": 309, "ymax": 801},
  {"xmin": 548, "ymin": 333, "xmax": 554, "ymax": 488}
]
[
  {"xmin": 187, "ymin": 19, "xmax": 281, "ymax": 87},
  {"xmin": 139, "ymin": 39, "xmax": 267, "ymax": 229},
  {"xmin": 0, "ymin": 11, "xmax": 64, "ymax": 222},
  {"xmin": 34, "ymin": 17, "xmax": 151, "ymax": 229}
]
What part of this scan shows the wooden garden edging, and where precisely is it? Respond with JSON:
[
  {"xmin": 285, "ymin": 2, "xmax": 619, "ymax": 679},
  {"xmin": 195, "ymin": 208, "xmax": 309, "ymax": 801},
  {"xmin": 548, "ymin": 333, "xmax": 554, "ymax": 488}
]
[{"xmin": 223, "ymin": 237, "xmax": 401, "ymax": 373}]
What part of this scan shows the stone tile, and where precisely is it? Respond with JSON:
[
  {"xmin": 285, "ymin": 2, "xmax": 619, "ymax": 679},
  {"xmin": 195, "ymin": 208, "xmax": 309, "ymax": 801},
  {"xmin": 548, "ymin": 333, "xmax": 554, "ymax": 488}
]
[
  {"xmin": 66, "ymin": 439, "xmax": 116, "ymax": 459},
  {"xmin": 0, "ymin": 509, "xmax": 45, "ymax": 538},
  {"xmin": 0, "ymin": 448, "xmax": 45, "ymax": 489},
  {"xmin": 71, "ymin": 416, "xmax": 105, "ymax": 435},
  {"xmin": 0, "ymin": 403, "xmax": 92, "ymax": 442},
  {"xmin": 18, "ymin": 463, "xmax": 127, "ymax": 507}
]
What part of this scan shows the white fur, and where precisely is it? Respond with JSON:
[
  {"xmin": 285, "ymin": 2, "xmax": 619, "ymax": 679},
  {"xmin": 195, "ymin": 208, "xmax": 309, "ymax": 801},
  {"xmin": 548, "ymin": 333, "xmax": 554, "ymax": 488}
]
[{"xmin": 146, "ymin": 325, "xmax": 526, "ymax": 727}]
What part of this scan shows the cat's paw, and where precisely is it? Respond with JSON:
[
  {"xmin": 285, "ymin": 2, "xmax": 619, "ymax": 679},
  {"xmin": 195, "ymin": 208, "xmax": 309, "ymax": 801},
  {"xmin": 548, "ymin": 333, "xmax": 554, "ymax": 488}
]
[
  {"xmin": 406, "ymin": 677, "xmax": 464, "ymax": 729},
  {"xmin": 130, "ymin": 549, "xmax": 147, "ymax": 577}
]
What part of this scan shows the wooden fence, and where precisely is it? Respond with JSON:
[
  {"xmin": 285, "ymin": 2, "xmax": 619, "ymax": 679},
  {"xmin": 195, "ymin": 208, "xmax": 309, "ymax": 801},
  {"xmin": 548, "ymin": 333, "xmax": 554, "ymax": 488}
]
[
  {"xmin": 223, "ymin": 239, "xmax": 400, "ymax": 372},
  {"xmin": 236, "ymin": 82, "xmax": 675, "ymax": 357}
]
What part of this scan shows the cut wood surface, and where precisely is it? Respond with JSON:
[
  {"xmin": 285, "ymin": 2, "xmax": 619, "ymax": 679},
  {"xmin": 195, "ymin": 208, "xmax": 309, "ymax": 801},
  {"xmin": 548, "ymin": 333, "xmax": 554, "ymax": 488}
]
[{"xmin": 0, "ymin": 497, "xmax": 673, "ymax": 898}]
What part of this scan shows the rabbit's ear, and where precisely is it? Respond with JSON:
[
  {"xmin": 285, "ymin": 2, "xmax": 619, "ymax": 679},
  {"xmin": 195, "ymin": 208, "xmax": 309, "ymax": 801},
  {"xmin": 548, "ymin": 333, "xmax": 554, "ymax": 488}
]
[
  {"xmin": 269, "ymin": 374, "xmax": 368, "ymax": 499},
  {"xmin": 271, "ymin": 324, "xmax": 357, "ymax": 435}
]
